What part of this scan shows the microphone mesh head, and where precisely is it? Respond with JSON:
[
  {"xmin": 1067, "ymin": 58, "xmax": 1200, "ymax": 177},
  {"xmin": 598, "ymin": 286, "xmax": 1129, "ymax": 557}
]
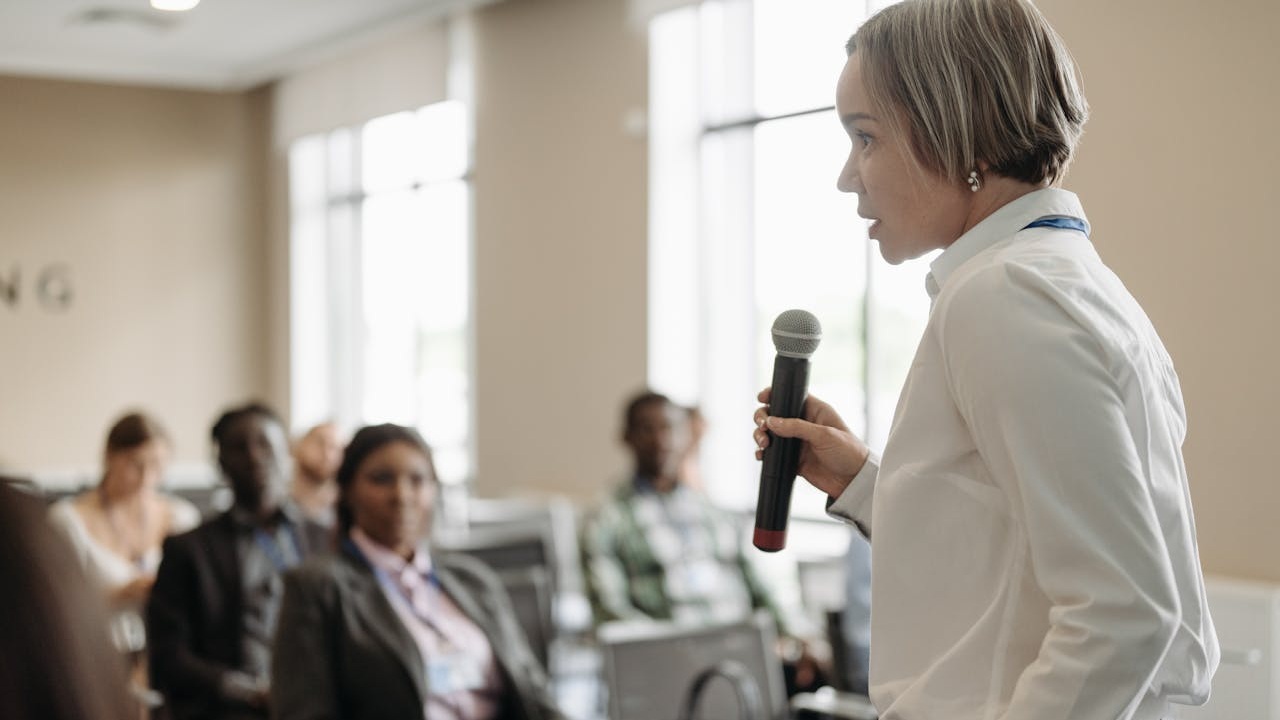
[{"xmin": 771, "ymin": 309, "xmax": 822, "ymax": 358}]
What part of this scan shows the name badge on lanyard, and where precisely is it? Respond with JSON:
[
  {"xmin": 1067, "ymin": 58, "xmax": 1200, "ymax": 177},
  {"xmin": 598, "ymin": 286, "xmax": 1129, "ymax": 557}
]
[
  {"xmin": 370, "ymin": 563, "xmax": 489, "ymax": 697},
  {"xmin": 426, "ymin": 652, "xmax": 487, "ymax": 696}
]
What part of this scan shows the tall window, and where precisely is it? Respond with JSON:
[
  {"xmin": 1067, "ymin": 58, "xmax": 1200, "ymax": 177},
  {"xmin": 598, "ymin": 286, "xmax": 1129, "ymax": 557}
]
[
  {"xmin": 649, "ymin": 0, "xmax": 931, "ymax": 516},
  {"xmin": 289, "ymin": 100, "xmax": 473, "ymax": 486}
]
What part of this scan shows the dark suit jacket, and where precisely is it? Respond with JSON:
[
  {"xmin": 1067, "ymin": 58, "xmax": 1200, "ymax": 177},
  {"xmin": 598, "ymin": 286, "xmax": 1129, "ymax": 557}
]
[
  {"xmin": 146, "ymin": 511, "xmax": 331, "ymax": 720},
  {"xmin": 270, "ymin": 541, "xmax": 564, "ymax": 720}
]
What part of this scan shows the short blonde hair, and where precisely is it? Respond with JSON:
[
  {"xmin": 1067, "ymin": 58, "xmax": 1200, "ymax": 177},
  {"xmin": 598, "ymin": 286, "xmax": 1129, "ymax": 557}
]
[{"xmin": 848, "ymin": 0, "xmax": 1088, "ymax": 186}]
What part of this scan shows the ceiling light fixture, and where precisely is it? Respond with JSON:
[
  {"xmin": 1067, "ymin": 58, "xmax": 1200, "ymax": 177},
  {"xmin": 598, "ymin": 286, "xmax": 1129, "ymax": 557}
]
[{"xmin": 151, "ymin": 0, "xmax": 200, "ymax": 10}]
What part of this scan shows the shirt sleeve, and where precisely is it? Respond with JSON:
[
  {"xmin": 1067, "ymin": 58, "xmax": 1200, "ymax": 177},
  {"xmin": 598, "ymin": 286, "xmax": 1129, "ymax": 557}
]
[
  {"xmin": 826, "ymin": 453, "xmax": 879, "ymax": 538},
  {"xmin": 147, "ymin": 535, "xmax": 243, "ymax": 706},
  {"xmin": 272, "ymin": 568, "xmax": 342, "ymax": 720},
  {"xmin": 938, "ymin": 262, "xmax": 1182, "ymax": 720}
]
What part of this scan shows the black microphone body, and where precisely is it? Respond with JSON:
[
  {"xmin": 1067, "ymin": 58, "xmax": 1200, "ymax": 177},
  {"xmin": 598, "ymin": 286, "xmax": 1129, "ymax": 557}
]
[
  {"xmin": 753, "ymin": 309, "xmax": 821, "ymax": 552},
  {"xmin": 753, "ymin": 354, "xmax": 811, "ymax": 552}
]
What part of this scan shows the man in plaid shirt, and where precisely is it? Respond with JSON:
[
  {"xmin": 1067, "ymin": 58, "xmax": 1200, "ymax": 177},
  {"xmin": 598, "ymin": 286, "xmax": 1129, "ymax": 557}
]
[{"xmin": 580, "ymin": 391, "xmax": 822, "ymax": 692}]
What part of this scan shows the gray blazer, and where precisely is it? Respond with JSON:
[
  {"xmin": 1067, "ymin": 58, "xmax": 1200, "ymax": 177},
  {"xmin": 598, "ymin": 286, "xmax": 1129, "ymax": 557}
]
[{"xmin": 270, "ymin": 540, "xmax": 563, "ymax": 720}]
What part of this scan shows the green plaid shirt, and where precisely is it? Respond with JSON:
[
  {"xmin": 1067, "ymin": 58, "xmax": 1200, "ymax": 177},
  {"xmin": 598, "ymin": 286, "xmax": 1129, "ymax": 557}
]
[{"xmin": 580, "ymin": 478, "xmax": 790, "ymax": 635}]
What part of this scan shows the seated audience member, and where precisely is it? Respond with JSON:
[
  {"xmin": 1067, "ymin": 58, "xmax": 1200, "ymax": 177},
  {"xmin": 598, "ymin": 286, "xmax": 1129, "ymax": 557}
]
[
  {"xmin": 289, "ymin": 421, "xmax": 344, "ymax": 526},
  {"xmin": 0, "ymin": 483, "xmax": 136, "ymax": 720},
  {"xmin": 147, "ymin": 402, "xmax": 329, "ymax": 720},
  {"xmin": 272, "ymin": 424, "xmax": 564, "ymax": 720},
  {"xmin": 46, "ymin": 412, "xmax": 201, "ymax": 671},
  {"xmin": 580, "ymin": 390, "xmax": 823, "ymax": 693}
]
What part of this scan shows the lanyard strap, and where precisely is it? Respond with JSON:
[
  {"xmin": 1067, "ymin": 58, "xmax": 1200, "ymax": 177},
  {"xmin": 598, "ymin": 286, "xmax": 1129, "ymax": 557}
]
[
  {"xmin": 1023, "ymin": 216, "xmax": 1090, "ymax": 236},
  {"xmin": 342, "ymin": 538, "xmax": 446, "ymax": 631},
  {"xmin": 373, "ymin": 565, "xmax": 441, "ymax": 612},
  {"xmin": 252, "ymin": 524, "xmax": 300, "ymax": 572},
  {"xmin": 364, "ymin": 551, "xmax": 452, "ymax": 641}
]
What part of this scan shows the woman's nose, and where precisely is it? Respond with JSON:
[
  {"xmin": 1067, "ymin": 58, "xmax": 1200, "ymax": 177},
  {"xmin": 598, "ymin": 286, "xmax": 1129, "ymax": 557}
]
[
  {"xmin": 390, "ymin": 476, "xmax": 413, "ymax": 504},
  {"xmin": 837, "ymin": 156, "xmax": 861, "ymax": 194}
]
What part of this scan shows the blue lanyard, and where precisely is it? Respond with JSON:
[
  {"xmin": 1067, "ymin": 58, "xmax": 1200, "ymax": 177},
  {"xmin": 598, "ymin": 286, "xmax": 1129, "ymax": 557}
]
[
  {"xmin": 252, "ymin": 525, "xmax": 300, "ymax": 572},
  {"xmin": 344, "ymin": 541, "xmax": 482, "ymax": 709},
  {"xmin": 346, "ymin": 538, "xmax": 445, "ymax": 629},
  {"xmin": 1023, "ymin": 216, "xmax": 1090, "ymax": 236}
]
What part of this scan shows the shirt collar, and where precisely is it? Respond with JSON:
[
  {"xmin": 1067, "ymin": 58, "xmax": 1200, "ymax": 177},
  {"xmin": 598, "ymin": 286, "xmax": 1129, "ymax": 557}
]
[
  {"xmin": 926, "ymin": 187, "xmax": 1088, "ymax": 301},
  {"xmin": 631, "ymin": 473, "xmax": 684, "ymax": 497},
  {"xmin": 350, "ymin": 526, "xmax": 433, "ymax": 578}
]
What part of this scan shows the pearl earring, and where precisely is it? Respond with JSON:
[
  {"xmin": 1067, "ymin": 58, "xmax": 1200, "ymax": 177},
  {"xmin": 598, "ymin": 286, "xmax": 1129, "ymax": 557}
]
[{"xmin": 967, "ymin": 169, "xmax": 982, "ymax": 193}]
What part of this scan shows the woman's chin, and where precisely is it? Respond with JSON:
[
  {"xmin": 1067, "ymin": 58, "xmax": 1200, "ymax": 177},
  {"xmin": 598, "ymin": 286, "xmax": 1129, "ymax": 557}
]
[{"xmin": 875, "ymin": 240, "xmax": 909, "ymax": 266}]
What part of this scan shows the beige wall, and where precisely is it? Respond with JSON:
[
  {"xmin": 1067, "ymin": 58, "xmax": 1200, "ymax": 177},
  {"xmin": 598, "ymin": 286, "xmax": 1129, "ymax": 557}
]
[
  {"xmin": 0, "ymin": 0, "xmax": 1275, "ymax": 580},
  {"xmin": 0, "ymin": 76, "xmax": 269, "ymax": 477},
  {"xmin": 471, "ymin": 0, "xmax": 649, "ymax": 501},
  {"xmin": 1039, "ymin": 0, "xmax": 1280, "ymax": 580}
]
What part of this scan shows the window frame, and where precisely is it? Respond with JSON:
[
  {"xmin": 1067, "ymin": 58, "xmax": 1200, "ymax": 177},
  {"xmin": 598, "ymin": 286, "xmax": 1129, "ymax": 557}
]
[{"xmin": 287, "ymin": 101, "xmax": 476, "ymax": 487}]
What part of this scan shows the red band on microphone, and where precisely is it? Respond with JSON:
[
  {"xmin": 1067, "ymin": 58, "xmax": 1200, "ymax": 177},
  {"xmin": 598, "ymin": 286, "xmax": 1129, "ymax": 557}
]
[{"xmin": 753, "ymin": 527, "xmax": 787, "ymax": 553}]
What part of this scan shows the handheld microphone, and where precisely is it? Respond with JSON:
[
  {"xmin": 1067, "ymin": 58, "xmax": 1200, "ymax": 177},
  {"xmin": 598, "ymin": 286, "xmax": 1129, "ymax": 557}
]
[{"xmin": 753, "ymin": 309, "xmax": 822, "ymax": 552}]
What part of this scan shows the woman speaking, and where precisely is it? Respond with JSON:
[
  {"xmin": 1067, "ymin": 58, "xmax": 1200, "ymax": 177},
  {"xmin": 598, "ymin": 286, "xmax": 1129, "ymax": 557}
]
[{"xmin": 753, "ymin": 1, "xmax": 1219, "ymax": 718}]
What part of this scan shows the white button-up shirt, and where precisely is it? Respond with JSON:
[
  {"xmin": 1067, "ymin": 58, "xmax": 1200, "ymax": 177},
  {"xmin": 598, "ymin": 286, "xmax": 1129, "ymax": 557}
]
[{"xmin": 830, "ymin": 188, "xmax": 1219, "ymax": 720}]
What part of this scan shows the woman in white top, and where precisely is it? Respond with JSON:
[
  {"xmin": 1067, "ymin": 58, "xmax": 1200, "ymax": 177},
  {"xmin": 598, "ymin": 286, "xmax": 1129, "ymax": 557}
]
[
  {"xmin": 48, "ymin": 412, "xmax": 200, "ymax": 655},
  {"xmin": 752, "ymin": 1, "xmax": 1218, "ymax": 718}
]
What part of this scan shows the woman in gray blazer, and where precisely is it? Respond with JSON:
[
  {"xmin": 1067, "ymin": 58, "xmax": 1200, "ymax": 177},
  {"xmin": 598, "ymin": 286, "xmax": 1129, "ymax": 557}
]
[{"xmin": 271, "ymin": 424, "xmax": 563, "ymax": 720}]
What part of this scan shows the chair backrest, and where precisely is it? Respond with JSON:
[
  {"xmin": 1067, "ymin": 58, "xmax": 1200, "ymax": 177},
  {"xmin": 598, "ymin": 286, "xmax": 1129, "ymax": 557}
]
[
  {"xmin": 491, "ymin": 566, "xmax": 555, "ymax": 669},
  {"xmin": 435, "ymin": 523, "xmax": 553, "ymax": 575},
  {"xmin": 599, "ymin": 612, "xmax": 788, "ymax": 720},
  {"xmin": 439, "ymin": 494, "xmax": 596, "ymax": 633},
  {"xmin": 435, "ymin": 524, "xmax": 558, "ymax": 667},
  {"xmin": 460, "ymin": 496, "xmax": 586, "ymax": 597},
  {"xmin": 169, "ymin": 484, "xmax": 233, "ymax": 519},
  {"xmin": 0, "ymin": 475, "xmax": 42, "ymax": 498}
]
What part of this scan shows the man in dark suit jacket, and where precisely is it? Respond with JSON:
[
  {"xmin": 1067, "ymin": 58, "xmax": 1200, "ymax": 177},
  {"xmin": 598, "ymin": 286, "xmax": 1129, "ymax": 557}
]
[
  {"xmin": 272, "ymin": 542, "xmax": 563, "ymax": 720},
  {"xmin": 147, "ymin": 403, "xmax": 330, "ymax": 720}
]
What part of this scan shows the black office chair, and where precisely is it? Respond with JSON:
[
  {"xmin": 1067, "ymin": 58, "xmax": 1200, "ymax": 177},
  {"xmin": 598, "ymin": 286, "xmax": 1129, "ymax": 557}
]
[{"xmin": 786, "ymin": 611, "xmax": 877, "ymax": 719}]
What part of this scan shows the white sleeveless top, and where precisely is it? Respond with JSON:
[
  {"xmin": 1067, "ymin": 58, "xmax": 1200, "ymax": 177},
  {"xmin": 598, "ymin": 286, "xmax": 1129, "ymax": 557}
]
[{"xmin": 48, "ymin": 494, "xmax": 201, "ymax": 592}]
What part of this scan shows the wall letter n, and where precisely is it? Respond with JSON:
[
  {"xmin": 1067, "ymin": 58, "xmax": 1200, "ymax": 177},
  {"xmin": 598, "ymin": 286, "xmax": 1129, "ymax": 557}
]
[{"xmin": 0, "ymin": 266, "xmax": 17, "ymax": 308}]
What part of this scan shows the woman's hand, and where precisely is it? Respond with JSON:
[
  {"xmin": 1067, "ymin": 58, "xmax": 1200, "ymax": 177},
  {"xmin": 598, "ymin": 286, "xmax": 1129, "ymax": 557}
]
[{"xmin": 752, "ymin": 388, "xmax": 870, "ymax": 499}]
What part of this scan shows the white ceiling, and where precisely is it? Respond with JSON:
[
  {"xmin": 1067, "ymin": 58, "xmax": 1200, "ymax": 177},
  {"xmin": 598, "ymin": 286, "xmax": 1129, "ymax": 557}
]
[{"xmin": 0, "ymin": 0, "xmax": 479, "ymax": 91}]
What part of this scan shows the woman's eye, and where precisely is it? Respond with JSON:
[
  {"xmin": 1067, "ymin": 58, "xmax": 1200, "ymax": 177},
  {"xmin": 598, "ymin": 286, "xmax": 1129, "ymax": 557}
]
[{"xmin": 855, "ymin": 131, "xmax": 873, "ymax": 148}]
